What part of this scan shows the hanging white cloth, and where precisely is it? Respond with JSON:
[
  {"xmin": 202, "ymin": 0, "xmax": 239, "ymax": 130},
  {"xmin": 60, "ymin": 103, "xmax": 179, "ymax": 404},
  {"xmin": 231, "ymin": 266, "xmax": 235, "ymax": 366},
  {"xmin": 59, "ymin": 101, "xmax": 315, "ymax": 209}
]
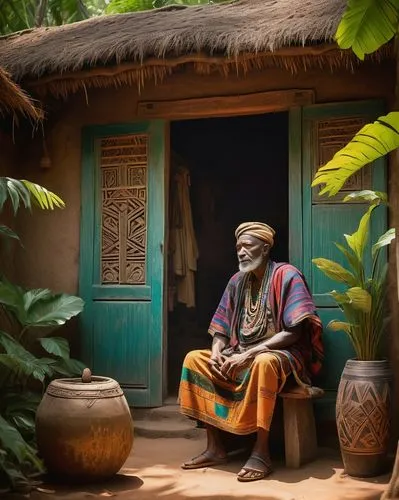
[{"xmin": 170, "ymin": 165, "xmax": 199, "ymax": 308}]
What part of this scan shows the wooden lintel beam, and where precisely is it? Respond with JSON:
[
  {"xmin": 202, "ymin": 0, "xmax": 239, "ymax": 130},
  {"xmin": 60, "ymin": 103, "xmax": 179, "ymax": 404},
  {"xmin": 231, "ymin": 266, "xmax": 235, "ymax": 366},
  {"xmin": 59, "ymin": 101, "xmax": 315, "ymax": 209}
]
[{"xmin": 137, "ymin": 89, "xmax": 315, "ymax": 120}]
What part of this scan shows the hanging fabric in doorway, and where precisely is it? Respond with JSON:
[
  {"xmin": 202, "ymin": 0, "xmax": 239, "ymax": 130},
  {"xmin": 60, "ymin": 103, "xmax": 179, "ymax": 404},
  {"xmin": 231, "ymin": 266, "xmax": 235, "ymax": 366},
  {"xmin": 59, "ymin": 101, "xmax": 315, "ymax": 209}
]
[{"xmin": 169, "ymin": 158, "xmax": 199, "ymax": 310}]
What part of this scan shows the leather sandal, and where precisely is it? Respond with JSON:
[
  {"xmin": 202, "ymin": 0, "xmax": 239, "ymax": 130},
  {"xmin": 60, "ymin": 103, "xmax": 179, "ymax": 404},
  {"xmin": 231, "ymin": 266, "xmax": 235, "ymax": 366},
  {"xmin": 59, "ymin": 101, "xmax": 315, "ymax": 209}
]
[
  {"xmin": 181, "ymin": 451, "xmax": 228, "ymax": 470},
  {"xmin": 237, "ymin": 454, "xmax": 273, "ymax": 482}
]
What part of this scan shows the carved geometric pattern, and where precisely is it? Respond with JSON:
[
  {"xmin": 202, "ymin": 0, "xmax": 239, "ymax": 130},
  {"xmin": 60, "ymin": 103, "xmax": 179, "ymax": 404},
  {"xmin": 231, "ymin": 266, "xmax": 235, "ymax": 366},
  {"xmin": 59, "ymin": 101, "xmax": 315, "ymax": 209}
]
[
  {"xmin": 100, "ymin": 134, "xmax": 148, "ymax": 285},
  {"xmin": 336, "ymin": 378, "xmax": 391, "ymax": 454},
  {"xmin": 313, "ymin": 117, "xmax": 372, "ymax": 203}
]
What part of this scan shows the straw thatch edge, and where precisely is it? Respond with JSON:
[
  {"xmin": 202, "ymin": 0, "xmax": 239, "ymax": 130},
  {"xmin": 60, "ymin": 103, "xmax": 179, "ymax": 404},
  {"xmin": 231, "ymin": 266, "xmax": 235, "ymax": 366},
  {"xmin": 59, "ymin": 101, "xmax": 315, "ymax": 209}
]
[
  {"xmin": 0, "ymin": 67, "xmax": 41, "ymax": 120},
  {"xmin": 27, "ymin": 44, "xmax": 393, "ymax": 100}
]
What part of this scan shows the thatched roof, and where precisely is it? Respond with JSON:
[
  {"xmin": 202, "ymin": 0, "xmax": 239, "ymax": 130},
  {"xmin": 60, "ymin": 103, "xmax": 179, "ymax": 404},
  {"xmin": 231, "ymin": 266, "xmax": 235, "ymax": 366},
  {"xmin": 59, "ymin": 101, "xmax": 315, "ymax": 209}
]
[
  {"xmin": 0, "ymin": 67, "xmax": 41, "ymax": 120},
  {"xmin": 0, "ymin": 0, "xmax": 391, "ymax": 98}
]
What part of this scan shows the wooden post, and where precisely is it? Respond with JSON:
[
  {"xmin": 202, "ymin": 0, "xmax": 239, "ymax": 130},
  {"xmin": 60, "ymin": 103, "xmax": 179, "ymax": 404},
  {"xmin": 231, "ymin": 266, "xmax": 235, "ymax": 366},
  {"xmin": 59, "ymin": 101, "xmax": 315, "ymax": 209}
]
[
  {"xmin": 382, "ymin": 443, "xmax": 399, "ymax": 499},
  {"xmin": 384, "ymin": 35, "xmax": 399, "ymax": 500},
  {"xmin": 282, "ymin": 398, "xmax": 318, "ymax": 468}
]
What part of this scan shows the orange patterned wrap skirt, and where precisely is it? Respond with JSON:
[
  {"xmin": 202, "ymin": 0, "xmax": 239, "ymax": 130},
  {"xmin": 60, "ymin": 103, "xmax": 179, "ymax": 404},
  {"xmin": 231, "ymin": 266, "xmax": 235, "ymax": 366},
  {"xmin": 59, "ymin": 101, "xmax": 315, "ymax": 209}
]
[{"xmin": 179, "ymin": 349, "xmax": 292, "ymax": 435}]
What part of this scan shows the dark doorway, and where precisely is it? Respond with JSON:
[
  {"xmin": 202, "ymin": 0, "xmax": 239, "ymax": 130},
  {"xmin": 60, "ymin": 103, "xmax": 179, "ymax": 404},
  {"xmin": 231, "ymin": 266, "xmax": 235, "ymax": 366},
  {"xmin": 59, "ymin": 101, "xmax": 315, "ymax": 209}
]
[{"xmin": 167, "ymin": 112, "xmax": 289, "ymax": 395}]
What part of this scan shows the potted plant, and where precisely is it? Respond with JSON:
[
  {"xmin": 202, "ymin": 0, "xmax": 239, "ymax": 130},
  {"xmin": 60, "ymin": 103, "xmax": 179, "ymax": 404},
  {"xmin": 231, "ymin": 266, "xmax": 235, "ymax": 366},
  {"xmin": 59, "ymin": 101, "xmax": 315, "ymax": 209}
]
[{"xmin": 313, "ymin": 191, "xmax": 395, "ymax": 478}]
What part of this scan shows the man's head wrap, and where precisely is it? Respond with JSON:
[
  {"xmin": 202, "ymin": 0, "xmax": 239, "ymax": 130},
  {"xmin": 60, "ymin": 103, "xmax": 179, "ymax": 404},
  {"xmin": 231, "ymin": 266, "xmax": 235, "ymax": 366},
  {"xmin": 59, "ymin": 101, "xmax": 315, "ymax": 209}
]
[{"xmin": 235, "ymin": 222, "xmax": 275, "ymax": 248}]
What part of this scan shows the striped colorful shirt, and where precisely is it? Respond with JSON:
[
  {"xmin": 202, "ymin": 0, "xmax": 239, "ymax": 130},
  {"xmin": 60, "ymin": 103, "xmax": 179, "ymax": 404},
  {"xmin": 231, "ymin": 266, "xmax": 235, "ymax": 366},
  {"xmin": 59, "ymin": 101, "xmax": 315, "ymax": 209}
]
[{"xmin": 208, "ymin": 262, "xmax": 324, "ymax": 381}]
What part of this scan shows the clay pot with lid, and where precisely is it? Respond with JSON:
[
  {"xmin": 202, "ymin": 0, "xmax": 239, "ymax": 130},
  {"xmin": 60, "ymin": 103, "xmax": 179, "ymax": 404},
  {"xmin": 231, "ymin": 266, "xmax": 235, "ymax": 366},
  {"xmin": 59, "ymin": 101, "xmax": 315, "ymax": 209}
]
[{"xmin": 35, "ymin": 368, "xmax": 133, "ymax": 481}]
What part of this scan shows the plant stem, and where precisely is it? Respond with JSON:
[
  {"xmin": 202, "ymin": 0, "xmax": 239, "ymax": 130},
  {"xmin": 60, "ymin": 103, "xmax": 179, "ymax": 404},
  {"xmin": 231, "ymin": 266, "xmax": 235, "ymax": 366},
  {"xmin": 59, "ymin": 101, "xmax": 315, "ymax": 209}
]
[{"xmin": 18, "ymin": 326, "xmax": 29, "ymax": 343}]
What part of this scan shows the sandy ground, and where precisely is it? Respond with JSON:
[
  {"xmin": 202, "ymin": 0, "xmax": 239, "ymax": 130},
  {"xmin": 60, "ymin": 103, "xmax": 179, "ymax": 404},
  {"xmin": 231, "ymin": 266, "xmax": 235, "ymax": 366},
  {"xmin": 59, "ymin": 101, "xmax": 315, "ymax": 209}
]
[{"xmin": 7, "ymin": 435, "xmax": 391, "ymax": 500}]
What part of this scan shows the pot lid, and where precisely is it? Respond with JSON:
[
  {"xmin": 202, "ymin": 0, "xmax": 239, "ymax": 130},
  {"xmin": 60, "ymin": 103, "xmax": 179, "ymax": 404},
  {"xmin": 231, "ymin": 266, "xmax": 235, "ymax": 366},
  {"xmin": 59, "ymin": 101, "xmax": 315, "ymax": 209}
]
[{"xmin": 46, "ymin": 368, "xmax": 124, "ymax": 399}]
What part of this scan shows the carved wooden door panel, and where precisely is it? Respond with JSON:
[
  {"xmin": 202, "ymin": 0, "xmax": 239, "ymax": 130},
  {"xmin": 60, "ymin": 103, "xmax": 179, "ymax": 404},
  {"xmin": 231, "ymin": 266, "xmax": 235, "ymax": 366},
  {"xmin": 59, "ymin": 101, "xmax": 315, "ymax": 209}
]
[
  {"xmin": 290, "ymin": 101, "xmax": 387, "ymax": 422},
  {"xmin": 79, "ymin": 121, "xmax": 167, "ymax": 407}
]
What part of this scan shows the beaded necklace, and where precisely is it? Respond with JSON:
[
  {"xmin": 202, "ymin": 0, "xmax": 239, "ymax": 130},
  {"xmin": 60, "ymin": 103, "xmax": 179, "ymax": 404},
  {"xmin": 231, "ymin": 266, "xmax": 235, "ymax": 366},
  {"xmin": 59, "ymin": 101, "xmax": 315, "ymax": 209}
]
[{"xmin": 239, "ymin": 262, "xmax": 273, "ymax": 345}]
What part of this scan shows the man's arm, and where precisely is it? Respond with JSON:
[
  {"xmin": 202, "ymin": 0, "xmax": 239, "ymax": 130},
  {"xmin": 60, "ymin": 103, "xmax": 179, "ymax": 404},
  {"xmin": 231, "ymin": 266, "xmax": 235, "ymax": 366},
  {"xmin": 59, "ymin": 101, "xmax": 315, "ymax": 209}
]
[
  {"xmin": 219, "ymin": 324, "xmax": 303, "ymax": 377},
  {"xmin": 211, "ymin": 333, "xmax": 229, "ymax": 360},
  {"xmin": 242, "ymin": 326, "xmax": 302, "ymax": 360}
]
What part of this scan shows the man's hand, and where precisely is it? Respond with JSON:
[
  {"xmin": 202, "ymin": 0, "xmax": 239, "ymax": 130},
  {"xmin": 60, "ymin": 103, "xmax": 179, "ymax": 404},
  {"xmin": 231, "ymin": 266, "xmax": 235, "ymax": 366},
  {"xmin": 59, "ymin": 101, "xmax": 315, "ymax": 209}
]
[
  {"xmin": 210, "ymin": 350, "xmax": 225, "ymax": 367},
  {"xmin": 219, "ymin": 353, "xmax": 250, "ymax": 378},
  {"xmin": 208, "ymin": 351, "xmax": 228, "ymax": 379},
  {"xmin": 208, "ymin": 334, "xmax": 229, "ymax": 379}
]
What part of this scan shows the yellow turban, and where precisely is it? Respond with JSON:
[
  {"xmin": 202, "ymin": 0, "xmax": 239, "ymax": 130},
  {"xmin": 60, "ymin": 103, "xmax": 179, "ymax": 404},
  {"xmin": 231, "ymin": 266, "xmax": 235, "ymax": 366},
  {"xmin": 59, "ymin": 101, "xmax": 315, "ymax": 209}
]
[{"xmin": 235, "ymin": 222, "xmax": 275, "ymax": 247}]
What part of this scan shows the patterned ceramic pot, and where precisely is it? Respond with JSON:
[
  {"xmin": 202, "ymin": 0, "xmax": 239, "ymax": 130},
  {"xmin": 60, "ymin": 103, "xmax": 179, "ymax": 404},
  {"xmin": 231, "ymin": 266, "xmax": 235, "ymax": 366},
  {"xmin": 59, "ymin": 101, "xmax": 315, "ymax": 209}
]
[
  {"xmin": 336, "ymin": 359, "xmax": 391, "ymax": 477},
  {"xmin": 36, "ymin": 369, "xmax": 133, "ymax": 481}
]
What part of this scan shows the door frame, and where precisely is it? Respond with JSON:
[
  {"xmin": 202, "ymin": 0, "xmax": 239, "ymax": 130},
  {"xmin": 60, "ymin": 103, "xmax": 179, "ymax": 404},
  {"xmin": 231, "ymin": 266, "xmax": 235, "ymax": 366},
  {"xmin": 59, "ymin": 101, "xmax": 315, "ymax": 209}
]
[
  {"xmin": 79, "ymin": 120, "xmax": 168, "ymax": 407},
  {"xmin": 291, "ymin": 100, "xmax": 387, "ymax": 423}
]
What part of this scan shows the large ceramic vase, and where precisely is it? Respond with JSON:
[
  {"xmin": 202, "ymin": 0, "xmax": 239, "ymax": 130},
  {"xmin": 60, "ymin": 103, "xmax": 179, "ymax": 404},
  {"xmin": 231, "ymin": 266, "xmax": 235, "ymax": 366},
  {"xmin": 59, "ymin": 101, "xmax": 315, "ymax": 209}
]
[
  {"xmin": 36, "ymin": 369, "xmax": 134, "ymax": 481},
  {"xmin": 336, "ymin": 359, "xmax": 391, "ymax": 477}
]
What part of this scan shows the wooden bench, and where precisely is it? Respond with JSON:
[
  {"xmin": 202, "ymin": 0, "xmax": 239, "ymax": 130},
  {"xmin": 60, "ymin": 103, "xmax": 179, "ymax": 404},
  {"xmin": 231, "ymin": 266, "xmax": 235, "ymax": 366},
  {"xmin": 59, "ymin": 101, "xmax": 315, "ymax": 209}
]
[{"xmin": 278, "ymin": 385, "xmax": 324, "ymax": 468}]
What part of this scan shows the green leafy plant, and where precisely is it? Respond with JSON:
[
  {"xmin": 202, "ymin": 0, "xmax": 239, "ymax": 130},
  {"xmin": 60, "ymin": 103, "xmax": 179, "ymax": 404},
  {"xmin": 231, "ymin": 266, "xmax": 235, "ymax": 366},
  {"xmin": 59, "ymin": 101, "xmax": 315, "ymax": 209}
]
[
  {"xmin": 312, "ymin": 0, "xmax": 399, "ymax": 198},
  {"xmin": 0, "ymin": 176, "xmax": 84, "ymax": 491},
  {"xmin": 0, "ymin": 0, "xmax": 106, "ymax": 34},
  {"xmin": 312, "ymin": 113, "xmax": 399, "ymax": 197},
  {"xmin": 0, "ymin": 285, "xmax": 85, "ymax": 491},
  {"xmin": 105, "ymin": 0, "xmax": 228, "ymax": 14},
  {"xmin": 0, "ymin": 285, "xmax": 85, "ymax": 489},
  {"xmin": 0, "ymin": 177, "xmax": 65, "ymax": 241},
  {"xmin": 336, "ymin": 0, "xmax": 399, "ymax": 61},
  {"xmin": 313, "ymin": 192, "xmax": 395, "ymax": 361}
]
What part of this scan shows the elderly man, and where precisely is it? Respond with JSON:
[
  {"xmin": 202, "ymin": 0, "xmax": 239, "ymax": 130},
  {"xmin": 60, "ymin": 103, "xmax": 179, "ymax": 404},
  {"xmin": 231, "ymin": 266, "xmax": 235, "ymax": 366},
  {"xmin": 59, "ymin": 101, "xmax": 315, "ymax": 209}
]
[{"xmin": 179, "ymin": 222, "xmax": 323, "ymax": 482}]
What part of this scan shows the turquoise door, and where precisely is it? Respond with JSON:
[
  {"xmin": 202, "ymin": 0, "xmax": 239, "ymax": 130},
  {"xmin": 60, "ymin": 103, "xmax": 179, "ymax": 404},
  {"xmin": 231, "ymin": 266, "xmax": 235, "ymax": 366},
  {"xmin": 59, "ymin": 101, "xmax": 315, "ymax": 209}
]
[
  {"xmin": 79, "ymin": 121, "xmax": 167, "ymax": 407},
  {"xmin": 289, "ymin": 101, "xmax": 387, "ymax": 421}
]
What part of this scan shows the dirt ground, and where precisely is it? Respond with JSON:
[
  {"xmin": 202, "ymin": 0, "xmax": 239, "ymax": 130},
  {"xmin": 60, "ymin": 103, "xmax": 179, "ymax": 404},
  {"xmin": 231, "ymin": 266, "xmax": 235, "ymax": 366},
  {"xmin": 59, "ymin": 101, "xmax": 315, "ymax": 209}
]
[{"xmin": 7, "ymin": 435, "xmax": 391, "ymax": 500}]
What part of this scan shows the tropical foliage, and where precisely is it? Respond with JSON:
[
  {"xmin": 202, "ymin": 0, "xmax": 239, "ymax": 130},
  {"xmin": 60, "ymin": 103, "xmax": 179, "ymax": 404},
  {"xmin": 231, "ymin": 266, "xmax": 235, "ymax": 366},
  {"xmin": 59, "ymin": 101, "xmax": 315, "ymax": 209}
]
[
  {"xmin": 336, "ymin": 0, "xmax": 399, "ymax": 60},
  {"xmin": 313, "ymin": 192, "xmax": 395, "ymax": 361},
  {"xmin": 0, "ymin": 0, "xmax": 227, "ymax": 34},
  {"xmin": 0, "ymin": 288, "xmax": 85, "ymax": 490},
  {"xmin": 0, "ymin": 177, "xmax": 64, "ymax": 241},
  {"xmin": 0, "ymin": 177, "xmax": 84, "ymax": 491},
  {"xmin": 312, "ymin": 112, "xmax": 399, "ymax": 197},
  {"xmin": 106, "ymin": 0, "xmax": 228, "ymax": 14},
  {"xmin": 0, "ymin": 0, "xmax": 107, "ymax": 34},
  {"xmin": 312, "ymin": 1, "xmax": 399, "ymax": 198}
]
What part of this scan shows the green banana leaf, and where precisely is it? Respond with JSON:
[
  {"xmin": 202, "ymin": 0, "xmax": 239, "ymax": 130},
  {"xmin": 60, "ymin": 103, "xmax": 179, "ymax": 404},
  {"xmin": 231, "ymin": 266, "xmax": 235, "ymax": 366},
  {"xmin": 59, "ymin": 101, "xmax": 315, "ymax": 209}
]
[
  {"xmin": 21, "ymin": 180, "xmax": 65, "ymax": 211},
  {"xmin": 0, "ymin": 225, "xmax": 20, "ymax": 242},
  {"xmin": 310, "ymin": 258, "xmax": 357, "ymax": 286},
  {"xmin": 328, "ymin": 320, "xmax": 352, "ymax": 334},
  {"xmin": 344, "ymin": 205, "xmax": 375, "ymax": 261},
  {"xmin": 329, "ymin": 290, "xmax": 351, "ymax": 305},
  {"xmin": 336, "ymin": 0, "xmax": 399, "ymax": 60},
  {"xmin": 0, "ymin": 177, "xmax": 65, "ymax": 214},
  {"xmin": 343, "ymin": 190, "xmax": 388, "ymax": 205},
  {"xmin": 312, "ymin": 112, "xmax": 399, "ymax": 197},
  {"xmin": 329, "ymin": 288, "xmax": 372, "ymax": 314},
  {"xmin": 346, "ymin": 287, "xmax": 372, "ymax": 313},
  {"xmin": 334, "ymin": 242, "xmax": 362, "ymax": 280},
  {"xmin": 372, "ymin": 228, "xmax": 396, "ymax": 258}
]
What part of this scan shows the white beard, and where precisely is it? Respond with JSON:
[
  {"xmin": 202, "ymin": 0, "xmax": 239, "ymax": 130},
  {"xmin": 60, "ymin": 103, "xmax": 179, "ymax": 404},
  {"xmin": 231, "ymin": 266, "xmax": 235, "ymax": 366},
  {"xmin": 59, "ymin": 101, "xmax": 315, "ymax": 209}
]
[{"xmin": 238, "ymin": 255, "xmax": 265, "ymax": 273}]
